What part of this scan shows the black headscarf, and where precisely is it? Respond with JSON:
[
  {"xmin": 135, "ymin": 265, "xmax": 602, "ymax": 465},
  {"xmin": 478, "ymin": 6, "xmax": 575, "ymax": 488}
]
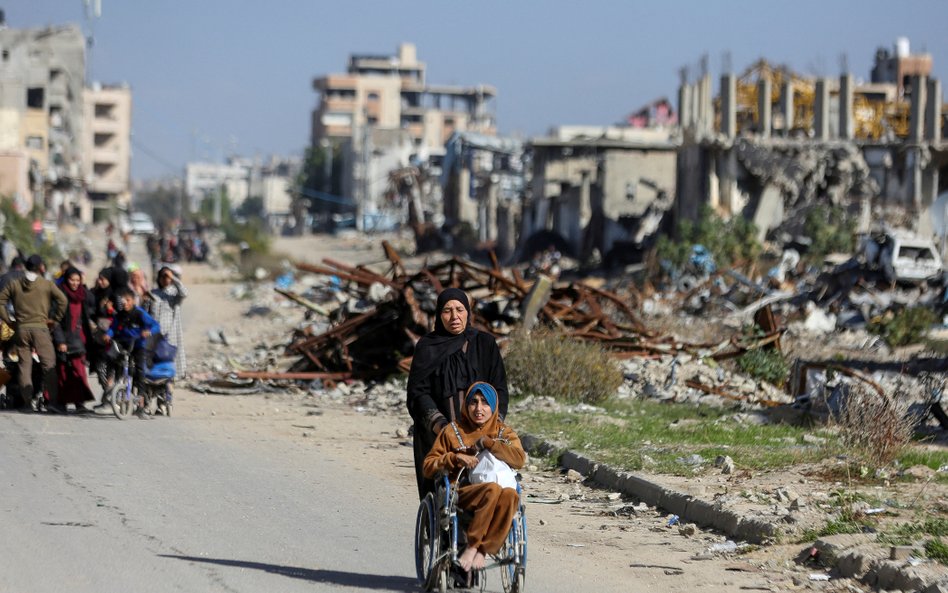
[
  {"xmin": 111, "ymin": 254, "xmax": 129, "ymax": 291},
  {"xmin": 407, "ymin": 288, "xmax": 478, "ymax": 398},
  {"xmin": 93, "ymin": 266, "xmax": 116, "ymax": 306}
]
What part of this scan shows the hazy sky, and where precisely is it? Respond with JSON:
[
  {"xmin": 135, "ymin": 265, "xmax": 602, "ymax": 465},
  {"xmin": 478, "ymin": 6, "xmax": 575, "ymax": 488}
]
[{"xmin": 11, "ymin": 1, "xmax": 948, "ymax": 181}]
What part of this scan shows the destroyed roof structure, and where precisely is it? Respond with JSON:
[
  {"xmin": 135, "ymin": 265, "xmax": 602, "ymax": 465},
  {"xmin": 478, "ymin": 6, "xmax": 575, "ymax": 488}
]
[
  {"xmin": 676, "ymin": 41, "xmax": 946, "ymax": 252},
  {"xmin": 521, "ymin": 126, "xmax": 680, "ymax": 267}
]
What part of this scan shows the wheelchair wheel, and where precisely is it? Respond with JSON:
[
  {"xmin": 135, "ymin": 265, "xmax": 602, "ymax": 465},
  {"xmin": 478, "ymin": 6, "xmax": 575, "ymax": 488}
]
[
  {"xmin": 415, "ymin": 493, "xmax": 447, "ymax": 591},
  {"xmin": 499, "ymin": 506, "xmax": 527, "ymax": 593},
  {"xmin": 109, "ymin": 379, "xmax": 135, "ymax": 420}
]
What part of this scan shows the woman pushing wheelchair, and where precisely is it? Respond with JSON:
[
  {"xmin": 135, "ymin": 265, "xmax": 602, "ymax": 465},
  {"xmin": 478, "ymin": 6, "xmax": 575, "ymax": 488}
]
[
  {"xmin": 423, "ymin": 381, "xmax": 525, "ymax": 571},
  {"xmin": 406, "ymin": 288, "xmax": 510, "ymax": 499}
]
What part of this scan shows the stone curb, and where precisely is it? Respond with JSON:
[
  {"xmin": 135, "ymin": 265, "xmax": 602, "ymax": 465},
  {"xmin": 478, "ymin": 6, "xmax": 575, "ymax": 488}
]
[
  {"xmin": 521, "ymin": 433, "xmax": 948, "ymax": 591},
  {"xmin": 813, "ymin": 535, "xmax": 948, "ymax": 593}
]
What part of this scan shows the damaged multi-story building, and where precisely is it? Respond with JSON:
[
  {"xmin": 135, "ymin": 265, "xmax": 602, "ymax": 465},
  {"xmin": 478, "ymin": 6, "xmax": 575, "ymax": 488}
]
[
  {"xmin": 0, "ymin": 20, "xmax": 87, "ymax": 220},
  {"xmin": 439, "ymin": 131, "xmax": 525, "ymax": 258},
  {"xmin": 309, "ymin": 43, "xmax": 496, "ymax": 230},
  {"xmin": 83, "ymin": 82, "xmax": 132, "ymax": 221},
  {"xmin": 519, "ymin": 124, "xmax": 679, "ymax": 265},
  {"xmin": 676, "ymin": 38, "xmax": 946, "ymax": 250}
]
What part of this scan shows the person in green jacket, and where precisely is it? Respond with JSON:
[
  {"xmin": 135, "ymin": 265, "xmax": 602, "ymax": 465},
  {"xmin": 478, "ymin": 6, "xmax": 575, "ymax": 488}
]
[{"xmin": 0, "ymin": 255, "xmax": 67, "ymax": 412}]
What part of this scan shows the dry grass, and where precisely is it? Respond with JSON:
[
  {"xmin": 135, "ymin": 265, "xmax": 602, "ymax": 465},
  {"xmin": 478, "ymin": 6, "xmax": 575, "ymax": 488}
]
[
  {"xmin": 504, "ymin": 330, "xmax": 623, "ymax": 404},
  {"xmin": 835, "ymin": 382, "xmax": 914, "ymax": 468}
]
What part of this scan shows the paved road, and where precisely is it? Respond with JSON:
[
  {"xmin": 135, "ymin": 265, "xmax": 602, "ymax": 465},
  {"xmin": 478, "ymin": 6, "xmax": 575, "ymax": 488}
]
[
  {"xmin": 1, "ymin": 407, "xmax": 417, "ymax": 592},
  {"xmin": 0, "ymin": 401, "xmax": 627, "ymax": 593}
]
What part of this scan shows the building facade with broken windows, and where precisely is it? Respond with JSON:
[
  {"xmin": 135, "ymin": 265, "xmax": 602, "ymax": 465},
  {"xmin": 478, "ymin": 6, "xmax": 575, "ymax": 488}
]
[
  {"xmin": 0, "ymin": 22, "xmax": 87, "ymax": 220},
  {"xmin": 520, "ymin": 126, "xmax": 679, "ymax": 265},
  {"xmin": 83, "ymin": 83, "xmax": 132, "ymax": 221},
  {"xmin": 676, "ymin": 39, "xmax": 946, "ymax": 252}
]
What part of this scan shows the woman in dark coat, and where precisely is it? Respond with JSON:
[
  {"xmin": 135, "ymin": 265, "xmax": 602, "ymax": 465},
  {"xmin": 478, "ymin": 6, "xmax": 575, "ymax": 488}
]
[
  {"xmin": 406, "ymin": 287, "xmax": 508, "ymax": 500},
  {"xmin": 52, "ymin": 268, "xmax": 96, "ymax": 410}
]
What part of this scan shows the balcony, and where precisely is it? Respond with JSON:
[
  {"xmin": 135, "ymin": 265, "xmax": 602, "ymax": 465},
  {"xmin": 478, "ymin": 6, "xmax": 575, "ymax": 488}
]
[{"xmin": 92, "ymin": 147, "xmax": 121, "ymax": 164}]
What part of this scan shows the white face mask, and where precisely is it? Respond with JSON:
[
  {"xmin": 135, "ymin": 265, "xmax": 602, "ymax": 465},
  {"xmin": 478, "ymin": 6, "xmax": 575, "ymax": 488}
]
[{"xmin": 24, "ymin": 271, "xmax": 37, "ymax": 282}]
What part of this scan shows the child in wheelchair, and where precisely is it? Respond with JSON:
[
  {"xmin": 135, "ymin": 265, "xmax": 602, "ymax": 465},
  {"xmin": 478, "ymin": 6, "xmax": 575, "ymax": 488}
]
[{"xmin": 423, "ymin": 381, "xmax": 526, "ymax": 572}]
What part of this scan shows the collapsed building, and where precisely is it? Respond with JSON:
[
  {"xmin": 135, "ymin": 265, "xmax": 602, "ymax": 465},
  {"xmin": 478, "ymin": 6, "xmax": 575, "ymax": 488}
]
[
  {"xmin": 520, "ymin": 126, "xmax": 679, "ymax": 265},
  {"xmin": 676, "ymin": 39, "xmax": 947, "ymax": 250}
]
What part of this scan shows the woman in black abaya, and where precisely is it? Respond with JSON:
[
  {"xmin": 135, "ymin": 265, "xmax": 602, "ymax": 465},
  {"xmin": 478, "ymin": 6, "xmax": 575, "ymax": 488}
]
[{"xmin": 406, "ymin": 288, "xmax": 508, "ymax": 499}]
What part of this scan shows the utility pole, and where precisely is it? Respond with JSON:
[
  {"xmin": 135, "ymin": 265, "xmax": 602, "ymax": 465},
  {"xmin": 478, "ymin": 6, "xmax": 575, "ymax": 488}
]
[
  {"xmin": 356, "ymin": 108, "xmax": 371, "ymax": 232},
  {"xmin": 82, "ymin": 0, "xmax": 101, "ymax": 85},
  {"xmin": 213, "ymin": 183, "xmax": 223, "ymax": 226}
]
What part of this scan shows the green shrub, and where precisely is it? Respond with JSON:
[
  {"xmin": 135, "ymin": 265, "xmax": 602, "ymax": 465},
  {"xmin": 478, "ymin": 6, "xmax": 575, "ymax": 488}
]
[
  {"xmin": 656, "ymin": 204, "xmax": 761, "ymax": 269},
  {"xmin": 505, "ymin": 331, "xmax": 623, "ymax": 404},
  {"xmin": 0, "ymin": 200, "xmax": 60, "ymax": 262},
  {"xmin": 868, "ymin": 306, "xmax": 938, "ymax": 347},
  {"xmin": 736, "ymin": 347, "xmax": 789, "ymax": 387},
  {"xmin": 804, "ymin": 205, "xmax": 855, "ymax": 262}
]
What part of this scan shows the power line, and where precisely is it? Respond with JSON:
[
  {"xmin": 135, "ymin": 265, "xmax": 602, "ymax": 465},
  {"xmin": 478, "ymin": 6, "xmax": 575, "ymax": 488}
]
[
  {"xmin": 131, "ymin": 137, "xmax": 181, "ymax": 175},
  {"xmin": 294, "ymin": 185, "xmax": 354, "ymax": 206}
]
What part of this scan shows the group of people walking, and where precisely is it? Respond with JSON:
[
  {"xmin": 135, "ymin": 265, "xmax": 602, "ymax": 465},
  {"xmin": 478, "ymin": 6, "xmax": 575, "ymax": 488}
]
[{"xmin": 0, "ymin": 249, "xmax": 187, "ymax": 415}]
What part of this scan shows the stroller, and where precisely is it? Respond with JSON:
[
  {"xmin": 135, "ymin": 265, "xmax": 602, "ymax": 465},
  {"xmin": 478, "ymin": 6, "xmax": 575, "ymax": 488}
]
[{"xmin": 141, "ymin": 334, "xmax": 177, "ymax": 417}]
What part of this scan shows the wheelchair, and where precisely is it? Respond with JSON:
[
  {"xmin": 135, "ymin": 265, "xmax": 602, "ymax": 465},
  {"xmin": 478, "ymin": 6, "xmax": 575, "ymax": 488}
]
[{"xmin": 414, "ymin": 470, "xmax": 527, "ymax": 592}]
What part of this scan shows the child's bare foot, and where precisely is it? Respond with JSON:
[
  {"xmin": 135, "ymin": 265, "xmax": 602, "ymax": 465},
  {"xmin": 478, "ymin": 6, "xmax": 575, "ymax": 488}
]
[
  {"xmin": 472, "ymin": 550, "xmax": 486, "ymax": 570},
  {"xmin": 458, "ymin": 546, "xmax": 477, "ymax": 572}
]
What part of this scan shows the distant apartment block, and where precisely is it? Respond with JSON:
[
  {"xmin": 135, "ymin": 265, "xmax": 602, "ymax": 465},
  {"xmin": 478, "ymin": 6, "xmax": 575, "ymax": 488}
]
[
  {"xmin": 83, "ymin": 83, "xmax": 132, "ymax": 220},
  {"xmin": 0, "ymin": 21, "xmax": 88, "ymax": 220},
  {"xmin": 310, "ymin": 43, "xmax": 496, "ymax": 154},
  {"xmin": 245, "ymin": 156, "xmax": 300, "ymax": 228},
  {"xmin": 185, "ymin": 160, "xmax": 250, "ymax": 213}
]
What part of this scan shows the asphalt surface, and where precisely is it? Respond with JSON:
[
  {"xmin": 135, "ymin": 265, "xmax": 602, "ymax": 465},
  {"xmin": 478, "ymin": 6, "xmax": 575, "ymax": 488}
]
[
  {"xmin": 0, "ymin": 402, "xmax": 618, "ymax": 593},
  {"xmin": 0, "ymin": 407, "xmax": 424, "ymax": 592}
]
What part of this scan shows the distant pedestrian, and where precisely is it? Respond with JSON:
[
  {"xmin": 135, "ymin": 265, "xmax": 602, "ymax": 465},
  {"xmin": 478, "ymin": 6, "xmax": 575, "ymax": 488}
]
[
  {"xmin": 0, "ymin": 255, "xmax": 67, "ymax": 412},
  {"xmin": 128, "ymin": 263, "xmax": 148, "ymax": 306},
  {"xmin": 88, "ymin": 267, "xmax": 117, "ymax": 389},
  {"xmin": 52, "ymin": 267, "xmax": 95, "ymax": 411},
  {"xmin": 0, "ymin": 234, "xmax": 16, "ymax": 272},
  {"xmin": 147, "ymin": 266, "xmax": 187, "ymax": 378}
]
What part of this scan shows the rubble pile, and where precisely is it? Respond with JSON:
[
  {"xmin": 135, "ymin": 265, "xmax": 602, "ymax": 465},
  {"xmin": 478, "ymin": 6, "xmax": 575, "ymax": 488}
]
[
  {"xmin": 735, "ymin": 139, "xmax": 879, "ymax": 208},
  {"xmin": 244, "ymin": 242, "xmax": 782, "ymax": 387},
  {"xmin": 618, "ymin": 354, "xmax": 792, "ymax": 408}
]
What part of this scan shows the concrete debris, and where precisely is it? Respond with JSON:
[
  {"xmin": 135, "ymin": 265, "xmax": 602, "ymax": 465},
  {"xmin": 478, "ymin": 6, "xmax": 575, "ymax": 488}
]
[
  {"xmin": 714, "ymin": 455, "xmax": 735, "ymax": 474},
  {"xmin": 678, "ymin": 523, "xmax": 697, "ymax": 537}
]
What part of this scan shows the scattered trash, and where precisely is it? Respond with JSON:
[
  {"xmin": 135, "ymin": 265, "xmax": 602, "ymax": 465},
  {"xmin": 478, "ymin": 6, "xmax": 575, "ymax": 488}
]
[
  {"xmin": 707, "ymin": 540, "xmax": 738, "ymax": 554},
  {"xmin": 666, "ymin": 514, "xmax": 680, "ymax": 527},
  {"xmin": 808, "ymin": 573, "xmax": 830, "ymax": 581}
]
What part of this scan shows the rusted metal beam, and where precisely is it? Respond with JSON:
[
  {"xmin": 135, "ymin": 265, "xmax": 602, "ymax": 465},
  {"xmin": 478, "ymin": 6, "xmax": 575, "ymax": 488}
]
[
  {"xmin": 275, "ymin": 288, "xmax": 330, "ymax": 316},
  {"xmin": 382, "ymin": 240, "xmax": 406, "ymax": 277},
  {"xmin": 234, "ymin": 371, "xmax": 352, "ymax": 381}
]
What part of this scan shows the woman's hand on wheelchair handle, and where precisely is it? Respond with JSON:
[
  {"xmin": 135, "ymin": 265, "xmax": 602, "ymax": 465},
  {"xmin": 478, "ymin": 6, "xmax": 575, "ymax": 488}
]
[
  {"xmin": 476, "ymin": 436, "xmax": 495, "ymax": 451},
  {"xmin": 453, "ymin": 452, "xmax": 478, "ymax": 470}
]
